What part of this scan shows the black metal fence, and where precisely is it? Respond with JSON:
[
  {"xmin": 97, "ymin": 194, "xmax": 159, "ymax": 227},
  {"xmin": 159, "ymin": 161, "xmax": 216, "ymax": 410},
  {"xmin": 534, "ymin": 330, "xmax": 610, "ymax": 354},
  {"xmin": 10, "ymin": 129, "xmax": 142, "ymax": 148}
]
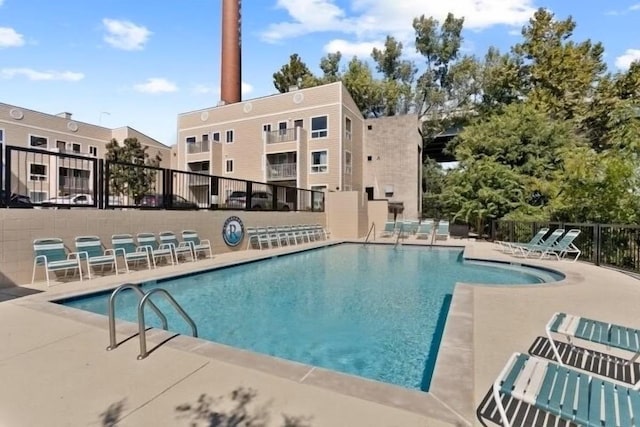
[
  {"xmin": 492, "ymin": 220, "xmax": 640, "ymax": 273},
  {"xmin": 0, "ymin": 143, "xmax": 324, "ymax": 212}
]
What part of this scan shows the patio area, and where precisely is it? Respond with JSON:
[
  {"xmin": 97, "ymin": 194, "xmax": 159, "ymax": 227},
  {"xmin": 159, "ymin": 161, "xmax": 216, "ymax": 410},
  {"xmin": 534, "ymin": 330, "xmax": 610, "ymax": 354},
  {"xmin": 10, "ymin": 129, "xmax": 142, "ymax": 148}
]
[{"xmin": 0, "ymin": 238, "xmax": 638, "ymax": 426}]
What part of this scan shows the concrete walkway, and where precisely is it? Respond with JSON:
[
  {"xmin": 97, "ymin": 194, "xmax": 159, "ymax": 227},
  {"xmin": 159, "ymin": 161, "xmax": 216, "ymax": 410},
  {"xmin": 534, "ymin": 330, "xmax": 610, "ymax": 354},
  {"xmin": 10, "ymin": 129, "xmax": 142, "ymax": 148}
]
[{"xmin": 0, "ymin": 238, "xmax": 638, "ymax": 426}]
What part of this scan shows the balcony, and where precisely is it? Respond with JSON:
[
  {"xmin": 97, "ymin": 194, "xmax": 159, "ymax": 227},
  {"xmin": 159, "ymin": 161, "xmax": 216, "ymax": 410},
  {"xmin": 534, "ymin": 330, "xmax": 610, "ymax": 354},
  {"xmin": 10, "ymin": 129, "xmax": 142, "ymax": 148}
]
[
  {"xmin": 267, "ymin": 162, "xmax": 297, "ymax": 180},
  {"xmin": 266, "ymin": 128, "xmax": 297, "ymax": 144},
  {"xmin": 58, "ymin": 176, "xmax": 91, "ymax": 192},
  {"xmin": 187, "ymin": 140, "xmax": 210, "ymax": 154}
]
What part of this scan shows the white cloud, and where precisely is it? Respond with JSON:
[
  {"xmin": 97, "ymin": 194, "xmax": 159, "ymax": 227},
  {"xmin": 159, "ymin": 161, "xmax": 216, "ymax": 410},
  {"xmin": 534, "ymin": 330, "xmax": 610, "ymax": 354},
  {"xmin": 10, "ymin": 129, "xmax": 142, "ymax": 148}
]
[
  {"xmin": 102, "ymin": 18, "xmax": 151, "ymax": 51},
  {"xmin": 0, "ymin": 68, "xmax": 84, "ymax": 81},
  {"xmin": 323, "ymin": 39, "xmax": 383, "ymax": 57},
  {"xmin": 261, "ymin": 0, "xmax": 536, "ymax": 44},
  {"xmin": 615, "ymin": 49, "xmax": 640, "ymax": 70},
  {"xmin": 0, "ymin": 27, "xmax": 25, "ymax": 48},
  {"xmin": 133, "ymin": 78, "xmax": 178, "ymax": 94},
  {"xmin": 630, "ymin": 3, "xmax": 640, "ymax": 10},
  {"xmin": 241, "ymin": 82, "xmax": 254, "ymax": 95}
]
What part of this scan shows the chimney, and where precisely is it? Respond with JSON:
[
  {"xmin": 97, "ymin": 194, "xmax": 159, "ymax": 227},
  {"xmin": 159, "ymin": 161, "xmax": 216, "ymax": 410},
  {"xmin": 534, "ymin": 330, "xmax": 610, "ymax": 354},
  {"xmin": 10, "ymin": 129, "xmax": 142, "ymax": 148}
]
[
  {"xmin": 220, "ymin": 0, "xmax": 241, "ymax": 104},
  {"xmin": 56, "ymin": 112, "xmax": 72, "ymax": 119}
]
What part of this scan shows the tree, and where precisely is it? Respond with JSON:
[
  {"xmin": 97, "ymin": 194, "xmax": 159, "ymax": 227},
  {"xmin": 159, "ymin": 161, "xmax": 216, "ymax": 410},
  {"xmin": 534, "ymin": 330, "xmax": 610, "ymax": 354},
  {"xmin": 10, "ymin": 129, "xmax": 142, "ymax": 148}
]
[
  {"xmin": 341, "ymin": 56, "xmax": 385, "ymax": 117},
  {"xmin": 371, "ymin": 36, "xmax": 417, "ymax": 115},
  {"xmin": 272, "ymin": 54, "xmax": 320, "ymax": 93},
  {"xmin": 105, "ymin": 138, "xmax": 162, "ymax": 204},
  {"xmin": 319, "ymin": 51, "xmax": 343, "ymax": 83}
]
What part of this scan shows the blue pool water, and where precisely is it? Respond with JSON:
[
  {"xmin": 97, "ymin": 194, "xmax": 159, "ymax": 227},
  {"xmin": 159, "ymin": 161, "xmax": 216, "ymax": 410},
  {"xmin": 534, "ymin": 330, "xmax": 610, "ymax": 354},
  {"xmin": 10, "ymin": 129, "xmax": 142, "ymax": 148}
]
[{"xmin": 60, "ymin": 244, "xmax": 560, "ymax": 391}]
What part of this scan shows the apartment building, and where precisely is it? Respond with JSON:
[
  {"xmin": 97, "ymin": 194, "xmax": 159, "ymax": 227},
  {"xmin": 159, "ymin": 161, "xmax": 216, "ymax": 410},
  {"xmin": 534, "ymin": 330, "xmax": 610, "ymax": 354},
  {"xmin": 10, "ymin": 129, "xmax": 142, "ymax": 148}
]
[
  {"xmin": 176, "ymin": 81, "xmax": 424, "ymax": 218},
  {"xmin": 0, "ymin": 102, "xmax": 171, "ymax": 202},
  {"xmin": 176, "ymin": 82, "xmax": 364, "ymax": 208}
]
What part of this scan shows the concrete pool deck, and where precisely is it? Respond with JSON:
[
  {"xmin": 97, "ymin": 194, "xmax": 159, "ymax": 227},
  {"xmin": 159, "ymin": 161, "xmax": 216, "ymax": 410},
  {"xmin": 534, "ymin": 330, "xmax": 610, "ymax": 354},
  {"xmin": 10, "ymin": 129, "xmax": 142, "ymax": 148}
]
[{"xmin": 0, "ymin": 238, "xmax": 638, "ymax": 426}]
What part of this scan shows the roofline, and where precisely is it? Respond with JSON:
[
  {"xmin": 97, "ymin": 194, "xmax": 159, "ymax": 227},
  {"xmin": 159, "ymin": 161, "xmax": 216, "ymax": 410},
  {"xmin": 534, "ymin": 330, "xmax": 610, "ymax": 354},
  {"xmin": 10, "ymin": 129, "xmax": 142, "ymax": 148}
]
[{"xmin": 0, "ymin": 101, "xmax": 111, "ymax": 131}]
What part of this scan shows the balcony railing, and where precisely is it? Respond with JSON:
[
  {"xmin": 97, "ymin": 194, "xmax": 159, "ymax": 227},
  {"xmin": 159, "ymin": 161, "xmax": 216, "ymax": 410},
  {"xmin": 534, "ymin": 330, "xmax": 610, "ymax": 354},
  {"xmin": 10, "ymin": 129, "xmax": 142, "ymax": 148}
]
[
  {"xmin": 187, "ymin": 174, "xmax": 210, "ymax": 186},
  {"xmin": 266, "ymin": 128, "xmax": 296, "ymax": 144},
  {"xmin": 267, "ymin": 162, "xmax": 297, "ymax": 180},
  {"xmin": 59, "ymin": 176, "xmax": 90, "ymax": 190},
  {"xmin": 187, "ymin": 140, "xmax": 210, "ymax": 154}
]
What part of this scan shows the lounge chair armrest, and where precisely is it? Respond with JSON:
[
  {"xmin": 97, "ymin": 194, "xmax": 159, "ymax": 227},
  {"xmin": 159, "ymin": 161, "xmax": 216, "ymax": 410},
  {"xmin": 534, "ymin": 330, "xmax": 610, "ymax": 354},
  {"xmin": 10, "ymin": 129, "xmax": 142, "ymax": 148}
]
[
  {"xmin": 103, "ymin": 248, "xmax": 117, "ymax": 257},
  {"xmin": 158, "ymin": 243, "xmax": 173, "ymax": 251},
  {"xmin": 113, "ymin": 247, "xmax": 127, "ymax": 258},
  {"xmin": 200, "ymin": 239, "xmax": 211, "ymax": 246},
  {"xmin": 33, "ymin": 254, "xmax": 48, "ymax": 267},
  {"xmin": 138, "ymin": 245, "xmax": 154, "ymax": 255},
  {"xmin": 68, "ymin": 251, "xmax": 86, "ymax": 260}
]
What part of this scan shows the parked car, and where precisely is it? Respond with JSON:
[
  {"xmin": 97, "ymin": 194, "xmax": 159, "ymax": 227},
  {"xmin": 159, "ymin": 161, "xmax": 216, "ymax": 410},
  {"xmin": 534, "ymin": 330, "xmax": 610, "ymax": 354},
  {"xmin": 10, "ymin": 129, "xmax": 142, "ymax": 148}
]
[
  {"xmin": 225, "ymin": 191, "xmax": 291, "ymax": 210},
  {"xmin": 0, "ymin": 190, "xmax": 34, "ymax": 208},
  {"xmin": 41, "ymin": 193, "xmax": 94, "ymax": 207},
  {"xmin": 140, "ymin": 194, "xmax": 198, "ymax": 210}
]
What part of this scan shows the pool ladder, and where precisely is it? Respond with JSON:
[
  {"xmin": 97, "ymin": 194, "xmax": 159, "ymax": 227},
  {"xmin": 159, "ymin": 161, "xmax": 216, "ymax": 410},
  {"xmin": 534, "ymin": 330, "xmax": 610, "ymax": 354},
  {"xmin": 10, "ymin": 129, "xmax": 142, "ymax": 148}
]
[
  {"xmin": 106, "ymin": 283, "xmax": 198, "ymax": 360},
  {"xmin": 394, "ymin": 223, "xmax": 405, "ymax": 249},
  {"xmin": 363, "ymin": 222, "xmax": 376, "ymax": 246}
]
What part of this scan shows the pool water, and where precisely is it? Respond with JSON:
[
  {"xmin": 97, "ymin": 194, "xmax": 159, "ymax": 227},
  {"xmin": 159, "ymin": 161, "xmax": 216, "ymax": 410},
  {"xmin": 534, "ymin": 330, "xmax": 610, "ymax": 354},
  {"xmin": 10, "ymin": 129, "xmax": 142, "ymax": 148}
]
[{"xmin": 60, "ymin": 244, "xmax": 558, "ymax": 391}]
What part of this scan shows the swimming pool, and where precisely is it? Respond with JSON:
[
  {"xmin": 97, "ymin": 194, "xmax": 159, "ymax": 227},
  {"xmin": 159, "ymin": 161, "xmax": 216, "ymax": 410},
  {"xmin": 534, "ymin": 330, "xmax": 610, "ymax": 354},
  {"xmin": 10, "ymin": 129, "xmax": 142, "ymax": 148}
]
[{"xmin": 59, "ymin": 244, "xmax": 561, "ymax": 391}]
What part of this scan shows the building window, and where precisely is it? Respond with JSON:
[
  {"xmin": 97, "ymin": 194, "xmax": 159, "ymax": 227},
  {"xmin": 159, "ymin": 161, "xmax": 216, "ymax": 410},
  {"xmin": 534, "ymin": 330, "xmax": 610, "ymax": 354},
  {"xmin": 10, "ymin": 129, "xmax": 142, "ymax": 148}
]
[
  {"xmin": 278, "ymin": 121, "xmax": 287, "ymax": 135},
  {"xmin": 310, "ymin": 150, "xmax": 328, "ymax": 173},
  {"xmin": 89, "ymin": 146, "xmax": 98, "ymax": 157},
  {"xmin": 226, "ymin": 130, "xmax": 234, "ymax": 143},
  {"xmin": 213, "ymin": 132, "xmax": 221, "ymax": 143},
  {"xmin": 344, "ymin": 151, "xmax": 352, "ymax": 175},
  {"xmin": 367, "ymin": 155, "xmax": 373, "ymax": 161},
  {"xmin": 311, "ymin": 116, "xmax": 328, "ymax": 138},
  {"xmin": 56, "ymin": 140, "xmax": 66, "ymax": 151},
  {"xmin": 71, "ymin": 143, "xmax": 81, "ymax": 153},
  {"xmin": 29, "ymin": 164, "xmax": 47, "ymax": 181},
  {"xmin": 186, "ymin": 136, "xmax": 196, "ymax": 144},
  {"xmin": 30, "ymin": 135, "xmax": 48, "ymax": 148},
  {"xmin": 311, "ymin": 185, "xmax": 327, "ymax": 210},
  {"xmin": 0, "ymin": 128, "xmax": 4, "ymax": 143},
  {"xmin": 345, "ymin": 117, "xmax": 352, "ymax": 141},
  {"xmin": 367, "ymin": 125, "xmax": 373, "ymax": 130},
  {"xmin": 225, "ymin": 159, "xmax": 234, "ymax": 173},
  {"xmin": 262, "ymin": 124, "xmax": 271, "ymax": 132}
]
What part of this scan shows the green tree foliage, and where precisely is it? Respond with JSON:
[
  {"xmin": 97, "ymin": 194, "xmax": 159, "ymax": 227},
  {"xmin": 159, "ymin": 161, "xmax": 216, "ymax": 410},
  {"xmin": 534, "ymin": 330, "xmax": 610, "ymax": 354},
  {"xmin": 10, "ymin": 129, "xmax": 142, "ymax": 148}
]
[
  {"xmin": 422, "ymin": 158, "xmax": 446, "ymax": 218},
  {"xmin": 319, "ymin": 51, "xmax": 343, "ymax": 83},
  {"xmin": 371, "ymin": 36, "xmax": 416, "ymax": 115},
  {"xmin": 341, "ymin": 57, "xmax": 385, "ymax": 117},
  {"xmin": 272, "ymin": 54, "xmax": 320, "ymax": 93},
  {"xmin": 105, "ymin": 138, "xmax": 162, "ymax": 204}
]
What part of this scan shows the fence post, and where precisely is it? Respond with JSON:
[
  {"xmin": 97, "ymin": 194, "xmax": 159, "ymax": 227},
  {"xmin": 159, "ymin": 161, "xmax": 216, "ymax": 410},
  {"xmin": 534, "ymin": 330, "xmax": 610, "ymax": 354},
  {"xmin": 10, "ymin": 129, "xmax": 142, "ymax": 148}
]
[
  {"xmin": 271, "ymin": 185, "xmax": 278, "ymax": 210},
  {"xmin": 246, "ymin": 181, "xmax": 252, "ymax": 210},
  {"xmin": 210, "ymin": 176, "xmax": 219, "ymax": 209},
  {"xmin": 594, "ymin": 224, "xmax": 601, "ymax": 266},
  {"xmin": 162, "ymin": 170, "xmax": 172, "ymax": 209},
  {"xmin": 98, "ymin": 159, "xmax": 104, "ymax": 209},
  {"xmin": 4, "ymin": 146, "xmax": 11, "ymax": 206}
]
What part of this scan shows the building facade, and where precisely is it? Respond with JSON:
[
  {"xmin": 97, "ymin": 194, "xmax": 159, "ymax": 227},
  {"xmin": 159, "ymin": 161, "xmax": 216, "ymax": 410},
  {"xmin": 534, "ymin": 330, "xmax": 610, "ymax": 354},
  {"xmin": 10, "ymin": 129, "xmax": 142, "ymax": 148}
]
[
  {"xmin": 0, "ymin": 102, "xmax": 170, "ymax": 202},
  {"xmin": 176, "ymin": 82, "xmax": 423, "ymax": 219},
  {"xmin": 176, "ymin": 82, "xmax": 365, "ymax": 208},
  {"xmin": 363, "ymin": 114, "xmax": 423, "ymax": 220}
]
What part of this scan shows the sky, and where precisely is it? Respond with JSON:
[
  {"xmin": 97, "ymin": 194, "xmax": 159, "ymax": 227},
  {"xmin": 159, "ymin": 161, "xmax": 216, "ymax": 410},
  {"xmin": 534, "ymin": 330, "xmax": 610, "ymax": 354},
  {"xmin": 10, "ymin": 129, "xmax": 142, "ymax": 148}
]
[{"xmin": 1, "ymin": 0, "xmax": 639, "ymax": 146}]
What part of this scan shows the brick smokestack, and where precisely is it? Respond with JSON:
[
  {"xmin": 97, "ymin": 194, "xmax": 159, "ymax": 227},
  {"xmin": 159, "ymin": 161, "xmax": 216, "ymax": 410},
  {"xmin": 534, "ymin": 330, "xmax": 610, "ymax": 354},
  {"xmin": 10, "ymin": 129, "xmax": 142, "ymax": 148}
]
[{"xmin": 220, "ymin": 0, "xmax": 241, "ymax": 104}]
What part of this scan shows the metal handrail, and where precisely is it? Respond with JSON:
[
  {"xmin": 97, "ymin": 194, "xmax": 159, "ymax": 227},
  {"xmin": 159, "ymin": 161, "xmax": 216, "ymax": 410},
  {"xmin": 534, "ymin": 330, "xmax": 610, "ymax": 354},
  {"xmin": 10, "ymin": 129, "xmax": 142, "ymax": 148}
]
[
  {"xmin": 394, "ymin": 223, "xmax": 404, "ymax": 249},
  {"xmin": 363, "ymin": 222, "xmax": 376, "ymax": 245},
  {"xmin": 137, "ymin": 288, "xmax": 198, "ymax": 360},
  {"xmin": 106, "ymin": 284, "xmax": 168, "ymax": 351}
]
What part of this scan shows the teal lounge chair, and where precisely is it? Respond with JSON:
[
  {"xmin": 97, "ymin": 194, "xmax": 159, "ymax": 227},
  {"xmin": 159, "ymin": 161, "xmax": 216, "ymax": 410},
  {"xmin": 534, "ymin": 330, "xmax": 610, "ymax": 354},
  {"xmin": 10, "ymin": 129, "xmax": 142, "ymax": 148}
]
[
  {"xmin": 182, "ymin": 230, "xmax": 212, "ymax": 259},
  {"xmin": 489, "ymin": 352, "xmax": 640, "ymax": 427},
  {"xmin": 379, "ymin": 222, "xmax": 395, "ymax": 238},
  {"xmin": 496, "ymin": 227, "xmax": 549, "ymax": 254},
  {"xmin": 136, "ymin": 233, "xmax": 175, "ymax": 267},
  {"xmin": 32, "ymin": 238, "xmax": 83, "ymax": 286},
  {"xmin": 539, "ymin": 229, "xmax": 582, "ymax": 262},
  {"xmin": 435, "ymin": 220, "xmax": 449, "ymax": 240},
  {"xmin": 74, "ymin": 236, "xmax": 119, "ymax": 279},
  {"xmin": 547, "ymin": 312, "xmax": 640, "ymax": 368},
  {"xmin": 415, "ymin": 221, "xmax": 434, "ymax": 240},
  {"xmin": 159, "ymin": 231, "xmax": 195, "ymax": 263},
  {"xmin": 512, "ymin": 228, "xmax": 564, "ymax": 258},
  {"xmin": 111, "ymin": 234, "xmax": 152, "ymax": 272}
]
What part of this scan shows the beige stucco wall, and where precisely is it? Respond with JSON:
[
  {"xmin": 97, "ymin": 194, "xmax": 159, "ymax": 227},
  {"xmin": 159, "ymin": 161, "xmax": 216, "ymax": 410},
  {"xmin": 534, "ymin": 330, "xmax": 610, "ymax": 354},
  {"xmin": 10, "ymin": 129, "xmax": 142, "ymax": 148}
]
[
  {"xmin": 0, "ymin": 209, "xmax": 325, "ymax": 287},
  {"xmin": 367, "ymin": 200, "xmax": 389, "ymax": 238},
  {"xmin": 362, "ymin": 114, "xmax": 423, "ymax": 220},
  {"xmin": 325, "ymin": 191, "xmax": 368, "ymax": 239}
]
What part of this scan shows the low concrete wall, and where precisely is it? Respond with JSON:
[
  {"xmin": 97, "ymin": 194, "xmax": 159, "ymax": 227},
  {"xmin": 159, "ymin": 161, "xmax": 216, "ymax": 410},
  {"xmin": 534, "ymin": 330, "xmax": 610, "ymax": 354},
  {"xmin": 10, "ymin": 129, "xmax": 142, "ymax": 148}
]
[
  {"xmin": 0, "ymin": 209, "xmax": 325, "ymax": 287},
  {"xmin": 326, "ymin": 191, "xmax": 369, "ymax": 239}
]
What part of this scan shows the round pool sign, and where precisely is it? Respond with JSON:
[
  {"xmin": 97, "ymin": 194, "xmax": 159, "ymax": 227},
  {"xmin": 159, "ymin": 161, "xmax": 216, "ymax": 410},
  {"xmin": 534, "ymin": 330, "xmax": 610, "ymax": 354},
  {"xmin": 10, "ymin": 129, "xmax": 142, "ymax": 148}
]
[{"xmin": 222, "ymin": 216, "xmax": 244, "ymax": 247}]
